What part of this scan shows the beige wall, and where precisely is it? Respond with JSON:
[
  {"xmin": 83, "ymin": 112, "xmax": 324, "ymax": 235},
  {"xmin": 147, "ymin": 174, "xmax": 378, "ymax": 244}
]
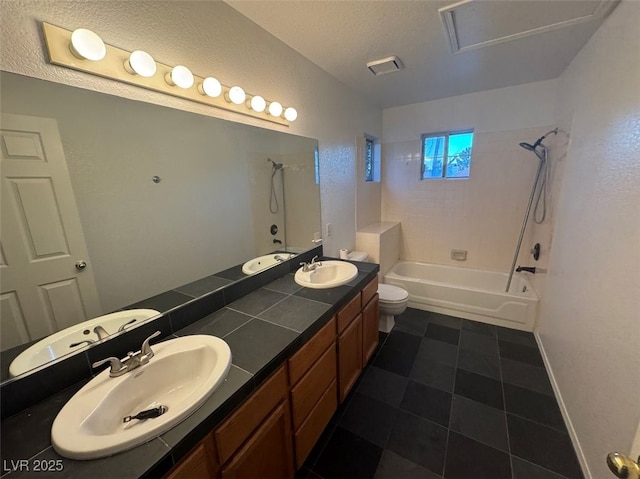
[
  {"xmin": 536, "ymin": 1, "xmax": 640, "ymax": 477},
  {"xmin": 0, "ymin": 0, "xmax": 382, "ymax": 257},
  {"xmin": 356, "ymin": 136, "xmax": 382, "ymax": 232}
]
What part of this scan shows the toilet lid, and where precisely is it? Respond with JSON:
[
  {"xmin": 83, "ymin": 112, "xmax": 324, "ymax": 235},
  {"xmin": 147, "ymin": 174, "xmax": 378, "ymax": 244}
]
[{"xmin": 378, "ymin": 284, "xmax": 408, "ymax": 302}]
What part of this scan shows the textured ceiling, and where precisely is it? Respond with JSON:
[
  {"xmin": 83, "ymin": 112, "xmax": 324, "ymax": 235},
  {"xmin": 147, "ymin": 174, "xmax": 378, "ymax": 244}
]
[{"xmin": 226, "ymin": 0, "xmax": 619, "ymax": 108}]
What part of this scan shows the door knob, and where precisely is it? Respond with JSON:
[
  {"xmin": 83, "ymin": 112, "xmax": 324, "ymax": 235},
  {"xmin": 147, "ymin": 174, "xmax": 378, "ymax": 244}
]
[
  {"xmin": 75, "ymin": 260, "xmax": 87, "ymax": 271},
  {"xmin": 607, "ymin": 452, "xmax": 640, "ymax": 479}
]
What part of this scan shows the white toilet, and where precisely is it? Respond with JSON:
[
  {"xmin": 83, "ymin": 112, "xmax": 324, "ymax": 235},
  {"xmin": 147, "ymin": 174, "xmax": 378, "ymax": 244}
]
[
  {"xmin": 377, "ymin": 283, "xmax": 409, "ymax": 333},
  {"xmin": 347, "ymin": 251, "xmax": 409, "ymax": 333}
]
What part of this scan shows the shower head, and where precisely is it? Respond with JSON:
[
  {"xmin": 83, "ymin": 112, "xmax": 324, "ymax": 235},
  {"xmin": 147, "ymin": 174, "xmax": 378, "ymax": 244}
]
[
  {"xmin": 519, "ymin": 128, "xmax": 559, "ymax": 152},
  {"xmin": 267, "ymin": 158, "xmax": 283, "ymax": 170}
]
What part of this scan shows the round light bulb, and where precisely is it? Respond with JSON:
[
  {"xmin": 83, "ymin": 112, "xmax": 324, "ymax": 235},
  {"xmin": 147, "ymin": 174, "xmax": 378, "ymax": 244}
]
[
  {"xmin": 284, "ymin": 107, "xmax": 298, "ymax": 122},
  {"xmin": 228, "ymin": 86, "xmax": 246, "ymax": 105},
  {"xmin": 199, "ymin": 77, "xmax": 222, "ymax": 97},
  {"xmin": 69, "ymin": 28, "xmax": 106, "ymax": 61},
  {"xmin": 268, "ymin": 101, "xmax": 283, "ymax": 117},
  {"xmin": 166, "ymin": 65, "xmax": 194, "ymax": 89},
  {"xmin": 250, "ymin": 95, "xmax": 266, "ymax": 112},
  {"xmin": 124, "ymin": 50, "xmax": 156, "ymax": 77}
]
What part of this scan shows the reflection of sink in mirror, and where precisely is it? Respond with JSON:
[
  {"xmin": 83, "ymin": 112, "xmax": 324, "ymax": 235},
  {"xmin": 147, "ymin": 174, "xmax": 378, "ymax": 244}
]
[
  {"xmin": 294, "ymin": 260, "xmax": 358, "ymax": 289},
  {"xmin": 8, "ymin": 309, "xmax": 160, "ymax": 378},
  {"xmin": 242, "ymin": 253, "xmax": 296, "ymax": 275},
  {"xmin": 51, "ymin": 335, "xmax": 231, "ymax": 460}
]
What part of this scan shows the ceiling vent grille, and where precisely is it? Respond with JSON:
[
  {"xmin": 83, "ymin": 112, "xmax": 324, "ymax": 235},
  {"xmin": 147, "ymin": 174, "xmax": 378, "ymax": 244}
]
[
  {"xmin": 439, "ymin": 0, "xmax": 619, "ymax": 54},
  {"xmin": 366, "ymin": 56, "xmax": 404, "ymax": 76}
]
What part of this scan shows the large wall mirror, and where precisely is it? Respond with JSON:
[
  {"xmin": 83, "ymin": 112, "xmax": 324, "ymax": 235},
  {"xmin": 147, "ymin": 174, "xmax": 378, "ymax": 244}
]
[{"xmin": 0, "ymin": 71, "xmax": 321, "ymax": 383}]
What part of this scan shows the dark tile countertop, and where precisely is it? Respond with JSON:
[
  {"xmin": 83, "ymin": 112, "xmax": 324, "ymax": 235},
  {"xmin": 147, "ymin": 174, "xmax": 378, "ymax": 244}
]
[{"xmin": 0, "ymin": 260, "xmax": 378, "ymax": 479}]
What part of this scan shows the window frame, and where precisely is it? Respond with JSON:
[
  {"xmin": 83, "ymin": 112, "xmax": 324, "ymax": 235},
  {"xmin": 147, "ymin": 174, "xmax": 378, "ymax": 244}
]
[
  {"xmin": 365, "ymin": 137, "xmax": 374, "ymax": 182},
  {"xmin": 363, "ymin": 134, "xmax": 381, "ymax": 183},
  {"xmin": 420, "ymin": 129, "xmax": 474, "ymax": 180}
]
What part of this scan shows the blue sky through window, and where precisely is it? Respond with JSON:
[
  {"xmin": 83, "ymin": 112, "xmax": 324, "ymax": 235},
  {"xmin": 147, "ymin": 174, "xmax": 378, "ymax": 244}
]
[{"xmin": 422, "ymin": 131, "xmax": 473, "ymax": 179}]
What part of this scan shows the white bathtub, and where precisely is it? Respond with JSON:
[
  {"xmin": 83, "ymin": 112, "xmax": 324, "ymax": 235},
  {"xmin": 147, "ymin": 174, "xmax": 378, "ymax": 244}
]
[{"xmin": 385, "ymin": 261, "xmax": 538, "ymax": 331}]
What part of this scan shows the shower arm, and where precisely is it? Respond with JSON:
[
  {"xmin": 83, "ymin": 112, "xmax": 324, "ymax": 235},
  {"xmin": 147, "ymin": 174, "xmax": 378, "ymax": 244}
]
[{"xmin": 505, "ymin": 148, "xmax": 546, "ymax": 292}]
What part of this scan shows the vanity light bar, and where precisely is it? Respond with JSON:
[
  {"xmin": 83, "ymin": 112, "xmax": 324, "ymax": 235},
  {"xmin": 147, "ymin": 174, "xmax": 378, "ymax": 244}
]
[{"xmin": 41, "ymin": 23, "xmax": 296, "ymax": 126}]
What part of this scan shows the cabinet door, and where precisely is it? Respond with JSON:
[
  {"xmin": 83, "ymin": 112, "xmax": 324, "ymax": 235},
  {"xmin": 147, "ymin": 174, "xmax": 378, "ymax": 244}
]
[
  {"xmin": 362, "ymin": 294, "xmax": 379, "ymax": 365},
  {"xmin": 165, "ymin": 434, "xmax": 219, "ymax": 479},
  {"xmin": 337, "ymin": 314, "xmax": 362, "ymax": 403},
  {"xmin": 221, "ymin": 401, "xmax": 294, "ymax": 479}
]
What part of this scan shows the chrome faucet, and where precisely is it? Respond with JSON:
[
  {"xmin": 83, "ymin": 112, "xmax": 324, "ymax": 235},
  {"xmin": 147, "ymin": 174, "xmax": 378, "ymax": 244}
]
[
  {"xmin": 117, "ymin": 318, "xmax": 137, "ymax": 332},
  {"xmin": 93, "ymin": 325, "xmax": 109, "ymax": 340},
  {"xmin": 92, "ymin": 330, "xmax": 161, "ymax": 378},
  {"xmin": 274, "ymin": 253, "xmax": 296, "ymax": 262},
  {"xmin": 299, "ymin": 255, "xmax": 322, "ymax": 272}
]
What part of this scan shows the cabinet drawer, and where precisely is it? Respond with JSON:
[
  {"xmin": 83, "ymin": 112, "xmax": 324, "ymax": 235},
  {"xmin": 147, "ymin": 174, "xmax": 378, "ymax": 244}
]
[
  {"xmin": 337, "ymin": 293, "xmax": 361, "ymax": 334},
  {"xmin": 361, "ymin": 276, "xmax": 378, "ymax": 307},
  {"xmin": 290, "ymin": 343, "xmax": 336, "ymax": 430},
  {"xmin": 288, "ymin": 317, "xmax": 336, "ymax": 386},
  {"xmin": 294, "ymin": 380, "xmax": 338, "ymax": 469},
  {"xmin": 215, "ymin": 365, "xmax": 288, "ymax": 465}
]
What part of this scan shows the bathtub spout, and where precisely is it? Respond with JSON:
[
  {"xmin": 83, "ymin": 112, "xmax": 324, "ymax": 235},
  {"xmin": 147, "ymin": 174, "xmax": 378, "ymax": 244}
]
[{"xmin": 516, "ymin": 266, "xmax": 536, "ymax": 273}]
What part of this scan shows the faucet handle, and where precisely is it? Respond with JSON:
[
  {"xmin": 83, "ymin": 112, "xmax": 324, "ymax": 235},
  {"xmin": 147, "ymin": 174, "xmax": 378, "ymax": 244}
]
[
  {"xmin": 92, "ymin": 356, "xmax": 125, "ymax": 375},
  {"xmin": 141, "ymin": 330, "xmax": 161, "ymax": 359}
]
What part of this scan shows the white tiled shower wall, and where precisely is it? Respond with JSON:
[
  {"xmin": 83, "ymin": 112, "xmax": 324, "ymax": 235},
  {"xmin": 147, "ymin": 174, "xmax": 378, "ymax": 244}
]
[
  {"xmin": 382, "ymin": 125, "xmax": 559, "ymax": 273},
  {"xmin": 381, "ymin": 79, "xmax": 560, "ymax": 276}
]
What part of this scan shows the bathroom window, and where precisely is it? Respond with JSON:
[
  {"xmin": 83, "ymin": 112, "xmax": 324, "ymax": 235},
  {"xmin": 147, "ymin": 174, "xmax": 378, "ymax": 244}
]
[
  {"xmin": 314, "ymin": 147, "xmax": 320, "ymax": 184},
  {"xmin": 421, "ymin": 130, "xmax": 473, "ymax": 179},
  {"xmin": 364, "ymin": 135, "xmax": 381, "ymax": 182}
]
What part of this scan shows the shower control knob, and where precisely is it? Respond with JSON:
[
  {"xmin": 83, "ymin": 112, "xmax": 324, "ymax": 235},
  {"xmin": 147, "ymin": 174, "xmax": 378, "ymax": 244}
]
[{"xmin": 75, "ymin": 260, "xmax": 87, "ymax": 271}]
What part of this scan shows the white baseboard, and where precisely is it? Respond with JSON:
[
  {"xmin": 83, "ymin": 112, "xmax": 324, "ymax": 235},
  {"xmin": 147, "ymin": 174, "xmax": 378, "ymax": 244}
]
[{"xmin": 534, "ymin": 331, "xmax": 591, "ymax": 479}]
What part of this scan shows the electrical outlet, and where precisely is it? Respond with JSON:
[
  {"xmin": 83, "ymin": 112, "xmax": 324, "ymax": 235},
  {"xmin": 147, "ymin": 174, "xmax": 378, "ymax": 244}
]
[{"xmin": 326, "ymin": 223, "xmax": 332, "ymax": 237}]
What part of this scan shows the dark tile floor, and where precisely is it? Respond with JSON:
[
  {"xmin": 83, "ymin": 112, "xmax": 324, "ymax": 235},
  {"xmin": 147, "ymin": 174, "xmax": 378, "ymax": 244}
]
[{"xmin": 299, "ymin": 308, "xmax": 584, "ymax": 479}]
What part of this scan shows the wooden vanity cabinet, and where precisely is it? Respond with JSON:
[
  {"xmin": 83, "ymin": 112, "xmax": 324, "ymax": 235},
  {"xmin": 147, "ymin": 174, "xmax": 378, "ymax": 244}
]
[
  {"xmin": 288, "ymin": 317, "xmax": 337, "ymax": 469},
  {"xmin": 165, "ymin": 365, "xmax": 293, "ymax": 479},
  {"xmin": 165, "ymin": 275, "xmax": 380, "ymax": 477},
  {"xmin": 362, "ymin": 294, "xmax": 379, "ymax": 365},
  {"xmin": 165, "ymin": 434, "xmax": 219, "ymax": 479},
  {"xmin": 337, "ymin": 276, "xmax": 379, "ymax": 403},
  {"xmin": 337, "ymin": 313, "xmax": 363, "ymax": 403},
  {"xmin": 361, "ymin": 276, "xmax": 379, "ymax": 365},
  {"xmin": 215, "ymin": 365, "xmax": 293, "ymax": 479},
  {"xmin": 220, "ymin": 401, "xmax": 293, "ymax": 479}
]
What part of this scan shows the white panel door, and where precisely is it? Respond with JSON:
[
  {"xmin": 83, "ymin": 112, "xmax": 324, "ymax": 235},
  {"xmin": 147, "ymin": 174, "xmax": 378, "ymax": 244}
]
[{"xmin": 1, "ymin": 113, "xmax": 101, "ymax": 351}]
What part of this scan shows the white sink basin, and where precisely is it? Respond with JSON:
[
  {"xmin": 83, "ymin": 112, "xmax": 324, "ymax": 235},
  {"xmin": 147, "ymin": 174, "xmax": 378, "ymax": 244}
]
[
  {"xmin": 51, "ymin": 335, "xmax": 231, "ymax": 460},
  {"xmin": 9, "ymin": 309, "xmax": 160, "ymax": 378},
  {"xmin": 294, "ymin": 260, "xmax": 358, "ymax": 289},
  {"xmin": 242, "ymin": 253, "xmax": 295, "ymax": 275}
]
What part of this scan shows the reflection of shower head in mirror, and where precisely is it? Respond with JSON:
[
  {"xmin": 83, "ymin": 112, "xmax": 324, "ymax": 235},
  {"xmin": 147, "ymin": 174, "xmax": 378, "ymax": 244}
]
[{"xmin": 267, "ymin": 158, "xmax": 283, "ymax": 170}]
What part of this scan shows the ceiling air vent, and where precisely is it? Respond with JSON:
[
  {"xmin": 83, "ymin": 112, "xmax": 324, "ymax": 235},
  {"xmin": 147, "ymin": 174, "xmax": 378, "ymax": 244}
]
[
  {"xmin": 439, "ymin": 0, "xmax": 619, "ymax": 54},
  {"xmin": 366, "ymin": 56, "xmax": 404, "ymax": 76}
]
